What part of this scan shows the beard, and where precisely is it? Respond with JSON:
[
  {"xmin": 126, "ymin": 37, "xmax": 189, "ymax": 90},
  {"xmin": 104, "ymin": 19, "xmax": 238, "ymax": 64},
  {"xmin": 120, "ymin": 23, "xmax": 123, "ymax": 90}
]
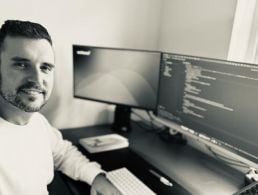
[{"xmin": 0, "ymin": 81, "xmax": 48, "ymax": 113}]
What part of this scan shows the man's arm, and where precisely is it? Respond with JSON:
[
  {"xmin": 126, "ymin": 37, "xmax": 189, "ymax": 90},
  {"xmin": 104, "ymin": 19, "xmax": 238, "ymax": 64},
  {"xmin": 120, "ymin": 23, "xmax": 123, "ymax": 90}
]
[{"xmin": 45, "ymin": 121, "xmax": 121, "ymax": 194}]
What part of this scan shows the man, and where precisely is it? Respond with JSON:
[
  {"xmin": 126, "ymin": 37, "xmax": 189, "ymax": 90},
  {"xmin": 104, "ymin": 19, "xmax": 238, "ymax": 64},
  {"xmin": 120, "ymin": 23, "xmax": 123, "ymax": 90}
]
[{"xmin": 0, "ymin": 20, "xmax": 121, "ymax": 195}]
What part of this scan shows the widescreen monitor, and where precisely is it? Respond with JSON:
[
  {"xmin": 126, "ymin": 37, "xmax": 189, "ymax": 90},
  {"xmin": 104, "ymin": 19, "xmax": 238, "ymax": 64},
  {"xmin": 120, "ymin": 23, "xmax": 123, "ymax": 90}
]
[
  {"xmin": 157, "ymin": 53, "xmax": 258, "ymax": 164},
  {"xmin": 73, "ymin": 45, "xmax": 161, "ymax": 131}
]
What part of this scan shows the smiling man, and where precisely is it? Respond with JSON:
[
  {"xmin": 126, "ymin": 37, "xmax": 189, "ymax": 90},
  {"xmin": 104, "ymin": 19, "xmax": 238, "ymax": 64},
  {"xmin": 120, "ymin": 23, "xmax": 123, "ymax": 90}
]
[
  {"xmin": 0, "ymin": 20, "xmax": 121, "ymax": 195},
  {"xmin": 0, "ymin": 36, "xmax": 54, "ymax": 115}
]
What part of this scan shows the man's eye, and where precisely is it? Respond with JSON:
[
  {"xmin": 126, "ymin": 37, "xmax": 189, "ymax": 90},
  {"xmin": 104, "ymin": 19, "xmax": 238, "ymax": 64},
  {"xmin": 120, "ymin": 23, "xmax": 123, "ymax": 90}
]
[
  {"xmin": 14, "ymin": 62, "xmax": 27, "ymax": 69},
  {"xmin": 41, "ymin": 65, "xmax": 54, "ymax": 73}
]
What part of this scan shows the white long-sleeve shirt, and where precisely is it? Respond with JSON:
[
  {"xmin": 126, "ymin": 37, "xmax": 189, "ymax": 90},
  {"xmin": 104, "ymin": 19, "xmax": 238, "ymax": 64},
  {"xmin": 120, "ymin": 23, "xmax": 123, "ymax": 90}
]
[{"xmin": 0, "ymin": 112, "xmax": 104, "ymax": 195}]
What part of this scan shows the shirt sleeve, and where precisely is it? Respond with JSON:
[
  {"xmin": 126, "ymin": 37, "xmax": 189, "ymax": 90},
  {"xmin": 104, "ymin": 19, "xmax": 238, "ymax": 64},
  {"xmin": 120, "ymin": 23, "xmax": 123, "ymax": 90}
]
[{"xmin": 39, "ymin": 114, "xmax": 105, "ymax": 185}]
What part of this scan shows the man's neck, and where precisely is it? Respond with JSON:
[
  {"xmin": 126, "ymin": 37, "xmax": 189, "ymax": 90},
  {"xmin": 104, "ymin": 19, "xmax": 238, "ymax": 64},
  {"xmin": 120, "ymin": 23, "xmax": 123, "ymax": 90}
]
[{"xmin": 0, "ymin": 97, "xmax": 33, "ymax": 125}]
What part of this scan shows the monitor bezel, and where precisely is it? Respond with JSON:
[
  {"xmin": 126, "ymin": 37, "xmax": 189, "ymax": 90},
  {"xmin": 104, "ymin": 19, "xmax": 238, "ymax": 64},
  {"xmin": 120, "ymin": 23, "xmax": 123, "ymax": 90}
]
[
  {"xmin": 156, "ymin": 52, "xmax": 258, "ymax": 164},
  {"xmin": 73, "ymin": 44, "xmax": 162, "ymax": 111}
]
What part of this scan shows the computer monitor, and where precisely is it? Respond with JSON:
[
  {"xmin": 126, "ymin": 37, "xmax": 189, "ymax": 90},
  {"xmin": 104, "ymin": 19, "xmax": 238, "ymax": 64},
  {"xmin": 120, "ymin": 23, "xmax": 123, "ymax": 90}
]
[
  {"xmin": 157, "ymin": 52, "xmax": 258, "ymax": 164},
  {"xmin": 73, "ymin": 45, "xmax": 161, "ymax": 131}
]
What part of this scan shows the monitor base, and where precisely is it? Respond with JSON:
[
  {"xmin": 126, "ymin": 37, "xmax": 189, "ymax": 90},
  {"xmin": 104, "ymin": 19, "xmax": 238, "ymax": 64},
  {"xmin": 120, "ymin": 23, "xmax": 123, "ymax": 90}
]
[
  {"xmin": 159, "ymin": 128, "xmax": 187, "ymax": 145},
  {"xmin": 112, "ymin": 105, "xmax": 131, "ymax": 132}
]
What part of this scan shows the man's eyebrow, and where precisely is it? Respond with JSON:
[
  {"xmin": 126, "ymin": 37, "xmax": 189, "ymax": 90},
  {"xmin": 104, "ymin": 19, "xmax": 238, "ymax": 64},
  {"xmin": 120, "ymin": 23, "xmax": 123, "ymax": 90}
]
[{"xmin": 11, "ymin": 57, "xmax": 30, "ymax": 62}]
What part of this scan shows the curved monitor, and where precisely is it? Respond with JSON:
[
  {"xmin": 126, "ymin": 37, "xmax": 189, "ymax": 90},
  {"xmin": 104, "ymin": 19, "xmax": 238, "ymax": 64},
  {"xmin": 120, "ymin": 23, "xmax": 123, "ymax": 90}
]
[{"xmin": 157, "ymin": 53, "xmax": 258, "ymax": 164}]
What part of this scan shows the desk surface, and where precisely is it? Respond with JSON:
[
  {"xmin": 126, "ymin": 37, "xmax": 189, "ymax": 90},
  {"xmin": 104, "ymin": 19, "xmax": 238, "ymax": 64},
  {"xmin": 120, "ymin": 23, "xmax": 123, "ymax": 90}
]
[{"xmin": 61, "ymin": 121, "xmax": 244, "ymax": 195}]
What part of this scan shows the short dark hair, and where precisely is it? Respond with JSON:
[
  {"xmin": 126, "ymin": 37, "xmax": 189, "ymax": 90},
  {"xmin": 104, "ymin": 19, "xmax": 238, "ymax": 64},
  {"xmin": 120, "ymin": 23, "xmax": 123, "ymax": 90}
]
[{"xmin": 0, "ymin": 20, "xmax": 52, "ymax": 51}]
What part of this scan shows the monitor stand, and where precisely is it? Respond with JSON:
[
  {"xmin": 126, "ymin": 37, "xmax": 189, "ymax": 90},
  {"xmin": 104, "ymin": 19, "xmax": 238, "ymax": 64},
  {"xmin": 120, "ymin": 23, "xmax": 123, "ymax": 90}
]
[{"xmin": 112, "ymin": 105, "xmax": 131, "ymax": 132}]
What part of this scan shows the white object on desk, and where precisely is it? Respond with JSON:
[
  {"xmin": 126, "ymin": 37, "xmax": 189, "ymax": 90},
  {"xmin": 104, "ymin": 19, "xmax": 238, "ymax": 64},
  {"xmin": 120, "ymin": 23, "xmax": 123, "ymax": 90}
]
[
  {"xmin": 79, "ymin": 134, "xmax": 129, "ymax": 153},
  {"xmin": 107, "ymin": 167, "xmax": 156, "ymax": 195},
  {"xmin": 149, "ymin": 169, "xmax": 173, "ymax": 187}
]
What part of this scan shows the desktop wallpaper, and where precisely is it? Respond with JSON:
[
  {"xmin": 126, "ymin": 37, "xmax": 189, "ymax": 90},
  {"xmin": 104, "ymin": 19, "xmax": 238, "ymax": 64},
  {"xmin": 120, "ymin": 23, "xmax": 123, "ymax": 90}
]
[{"xmin": 74, "ymin": 47, "xmax": 160, "ymax": 109}]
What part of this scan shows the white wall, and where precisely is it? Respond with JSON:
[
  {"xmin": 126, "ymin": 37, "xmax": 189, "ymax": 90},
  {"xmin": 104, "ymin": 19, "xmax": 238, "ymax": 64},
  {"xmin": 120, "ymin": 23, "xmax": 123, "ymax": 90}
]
[
  {"xmin": 228, "ymin": 0, "xmax": 258, "ymax": 63},
  {"xmin": 0, "ymin": 0, "xmax": 163, "ymax": 128},
  {"xmin": 133, "ymin": 0, "xmax": 238, "ymax": 123},
  {"xmin": 158, "ymin": 0, "xmax": 237, "ymax": 59}
]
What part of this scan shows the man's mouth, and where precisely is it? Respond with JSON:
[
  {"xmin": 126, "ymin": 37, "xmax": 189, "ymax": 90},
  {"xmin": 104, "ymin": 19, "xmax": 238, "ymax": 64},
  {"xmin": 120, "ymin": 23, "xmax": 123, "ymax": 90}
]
[{"xmin": 19, "ymin": 88, "xmax": 45, "ymax": 96}]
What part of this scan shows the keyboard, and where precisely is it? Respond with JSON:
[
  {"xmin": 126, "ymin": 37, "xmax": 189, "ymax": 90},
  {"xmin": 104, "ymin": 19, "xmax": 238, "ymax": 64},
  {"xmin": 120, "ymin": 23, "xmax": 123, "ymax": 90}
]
[
  {"xmin": 106, "ymin": 167, "xmax": 156, "ymax": 195},
  {"xmin": 233, "ymin": 181, "xmax": 258, "ymax": 195}
]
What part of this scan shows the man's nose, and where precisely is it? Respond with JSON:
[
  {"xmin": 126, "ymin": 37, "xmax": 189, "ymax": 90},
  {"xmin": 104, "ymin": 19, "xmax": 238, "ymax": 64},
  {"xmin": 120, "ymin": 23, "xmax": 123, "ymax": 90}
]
[{"xmin": 27, "ymin": 67, "xmax": 43, "ymax": 84}]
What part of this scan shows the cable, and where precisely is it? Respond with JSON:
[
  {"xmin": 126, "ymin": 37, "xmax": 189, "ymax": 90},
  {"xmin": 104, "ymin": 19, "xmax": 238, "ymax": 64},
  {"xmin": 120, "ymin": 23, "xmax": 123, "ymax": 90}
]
[
  {"xmin": 131, "ymin": 110, "xmax": 167, "ymax": 133},
  {"xmin": 146, "ymin": 111, "xmax": 155, "ymax": 130},
  {"xmin": 205, "ymin": 145, "xmax": 250, "ymax": 169}
]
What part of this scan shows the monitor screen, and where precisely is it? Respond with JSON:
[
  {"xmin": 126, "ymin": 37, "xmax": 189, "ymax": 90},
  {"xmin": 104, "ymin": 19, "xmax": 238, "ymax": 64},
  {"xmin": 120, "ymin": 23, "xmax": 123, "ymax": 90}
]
[
  {"xmin": 157, "ymin": 53, "xmax": 258, "ymax": 163},
  {"xmin": 73, "ymin": 45, "xmax": 161, "ymax": 110}
]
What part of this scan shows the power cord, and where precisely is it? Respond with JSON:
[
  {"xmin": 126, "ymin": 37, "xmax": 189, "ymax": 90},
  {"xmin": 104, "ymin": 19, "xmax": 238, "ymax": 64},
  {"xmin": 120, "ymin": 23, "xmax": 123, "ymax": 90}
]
[{"xmin": 205, "ymin": 145, "xmax": 250, "ymax": 169}]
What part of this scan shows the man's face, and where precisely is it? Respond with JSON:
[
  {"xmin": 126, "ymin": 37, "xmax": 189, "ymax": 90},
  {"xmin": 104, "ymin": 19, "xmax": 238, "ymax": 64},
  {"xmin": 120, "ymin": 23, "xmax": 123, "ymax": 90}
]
[{"xmin": 0, "ymin": 36, "xmax": 55, "ymax": 112}]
